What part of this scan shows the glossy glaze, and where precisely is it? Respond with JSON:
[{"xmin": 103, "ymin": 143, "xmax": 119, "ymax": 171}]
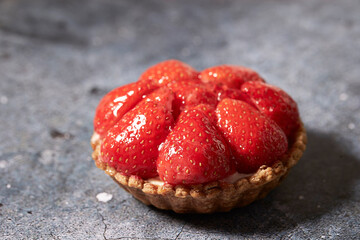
[{"xmin": 94, "ymin": 61, "xmax": 299, "ymax": 185}]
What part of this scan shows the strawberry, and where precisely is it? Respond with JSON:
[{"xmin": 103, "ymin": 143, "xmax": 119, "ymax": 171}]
[
  {"xmin": 193, "ymin": 104, "xmax": 217, "ymax": 124},
  {"xmin": 216, "ymin": 99, "xmax": 288, "ymax": 173},
  {"xmin": 139, "ymin": 59, "xmax": 199, "ymax": 86},
  {"xmin": 213, "ymin": 84, "xmax": 255, "ymax": 105},
  {"xmin": 206, "ymin": 84, "xmax": 258, "ymax": 110},
  {"xmin": 241, "ymin": 81, "xmax": 300, "ymax": 139},
  {"xmin": 157, "ymin": 108, "xmax": 234, "ymax": 185},
  {"xmin": 100, "ymin": 87, "xmax": 174, "ymax": 179},
  {"xmin": 167, "ymin": 81, "xmax": 218, "ymax": 119},
  {"xmin": 200, "ymin": 65, "xmax": 264, "ymax": 89},
  {"xmin": 94, "ymin": 81, "xmax": 156, "ymax": 137}
]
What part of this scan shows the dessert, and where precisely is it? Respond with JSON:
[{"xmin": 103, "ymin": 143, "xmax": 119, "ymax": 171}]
[{"xmin": 91, "ymin": 60, "xmax": 307, "ymax": 213}]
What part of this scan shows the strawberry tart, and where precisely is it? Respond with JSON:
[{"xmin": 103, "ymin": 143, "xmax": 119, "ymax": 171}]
[{"xmin": 91, "ymin": 60, "xmax": 307, "ymax": 213}]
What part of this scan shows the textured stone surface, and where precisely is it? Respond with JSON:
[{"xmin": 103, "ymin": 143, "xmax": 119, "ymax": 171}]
[{"xmin": 0, "ymin": 0, "xmax": 359, "ymax": 239}]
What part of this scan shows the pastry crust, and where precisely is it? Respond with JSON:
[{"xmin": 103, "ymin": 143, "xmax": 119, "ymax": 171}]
[{"xmin": 91, "ymin": 123, "xmax": 307, "ymax": 213}]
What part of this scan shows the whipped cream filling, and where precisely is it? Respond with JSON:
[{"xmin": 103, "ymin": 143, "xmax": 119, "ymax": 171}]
[{"xmin": 147, "ymin": 172, "xmax": 253, "ymax": 186}]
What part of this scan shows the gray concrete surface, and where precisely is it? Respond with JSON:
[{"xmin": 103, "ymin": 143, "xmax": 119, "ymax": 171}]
[{"xmin": 0, "ymin": 0, "xmax": 359, "ymax": 239}]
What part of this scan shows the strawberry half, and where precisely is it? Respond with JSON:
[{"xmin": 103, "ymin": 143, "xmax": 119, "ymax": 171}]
[
  {"xmin": 157, "ymin": 108, "xmax": 234, "ymax": 185},
  {"xmin": 200, "ymin": 65, "xmax": 264, "ymax": 89},
  {"xmin": 213, "ymin": 84, "xmax": 255, "ymax": 105},
  {"xmin": 94, "ymin": 81, "xmax": 156, "ymax": 137},
  {"xmin": 100, "ymin": 87, "xmax": 174, "ymax": 178},
  {"xmin": 167, "ymin": 81, "xmax": 218, "ymax": 120},
  {"xmin": 193, "ymin": 104, "xmax": 217, "ymax": 124},
  {"xmin": 241, "ymin": 81, "xmax": 300, "ymax": 140},
  {"xmin": 139, "ymin": 59, "xmax": 199, "ymax": 86},
  {"xmin": 216, "ymin": 99, "xmax": 288, "ymax": 173}
]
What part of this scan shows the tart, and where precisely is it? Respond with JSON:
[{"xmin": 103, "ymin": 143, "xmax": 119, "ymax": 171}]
[{"xmin": 91, "ymin": 60, "xmax": 307, "ymax": 213}]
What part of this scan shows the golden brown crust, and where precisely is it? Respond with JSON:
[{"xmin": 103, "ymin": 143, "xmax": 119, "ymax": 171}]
[{"xmin": 91, "ymin": 123, "xmax": 307, "ymax": 213}]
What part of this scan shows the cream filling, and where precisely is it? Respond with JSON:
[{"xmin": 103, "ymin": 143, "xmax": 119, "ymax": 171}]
[
  {"xmin": 147, "ymin": 172, "xmax": 253, "ymax": 186},
  {"xmin": 91, "ymin": 133, "xmax": 100, "ymax": 144},
  {"xmin": 147, "ymin": 177, "xmax": 165, "ymax": 186},
  {"xmin": 223, "ymin": 172, "xmax": 253, "ymax": 183}
]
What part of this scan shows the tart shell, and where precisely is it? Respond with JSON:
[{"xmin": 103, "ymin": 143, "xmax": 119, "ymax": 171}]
[{"xmin": 91, "ymin": 123, "xmax": 307, "ymax": 213}]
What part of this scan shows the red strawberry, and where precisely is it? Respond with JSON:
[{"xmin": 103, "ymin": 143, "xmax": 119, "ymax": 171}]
[
  {"xmin": 167, "ymin": 81, "xmax": 218, "ymax": 119},
  {"xmin": 241, "ymin": 81, "xmax": 300, "ymax": 139},
  {"xmin": 193, "ymin": 104, "xmax": 217, "ymax": 124},
  {"xmin": 94, "ymin": 81, "xmax": 156, "ymax": 137},
  {"xmin": 216, "ymin": 99, "xmax": 288, "ymax": 173},
  {"xmin": 157, "ymin": 108, "xmax": 234, "ymax": 185},
  {"xmin": 200, "ymin": 65, "xmax": 264, "ymax": 89},
  {"xmin": 213, "ymin": 85, "xmax": 254, "ymax": 104},
  {"xmin": 139, "ymin": 59, "xmax": 199, "ymax": 86},
  {"xmin": 100, "ymin": 87, "xmax": 174, "ymax": 179}
]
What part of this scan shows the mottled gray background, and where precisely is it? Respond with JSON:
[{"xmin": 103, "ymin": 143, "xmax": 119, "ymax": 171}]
[{"xmin": 0, "ymin": 0, "xmax": 359, "ymax": 239}]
